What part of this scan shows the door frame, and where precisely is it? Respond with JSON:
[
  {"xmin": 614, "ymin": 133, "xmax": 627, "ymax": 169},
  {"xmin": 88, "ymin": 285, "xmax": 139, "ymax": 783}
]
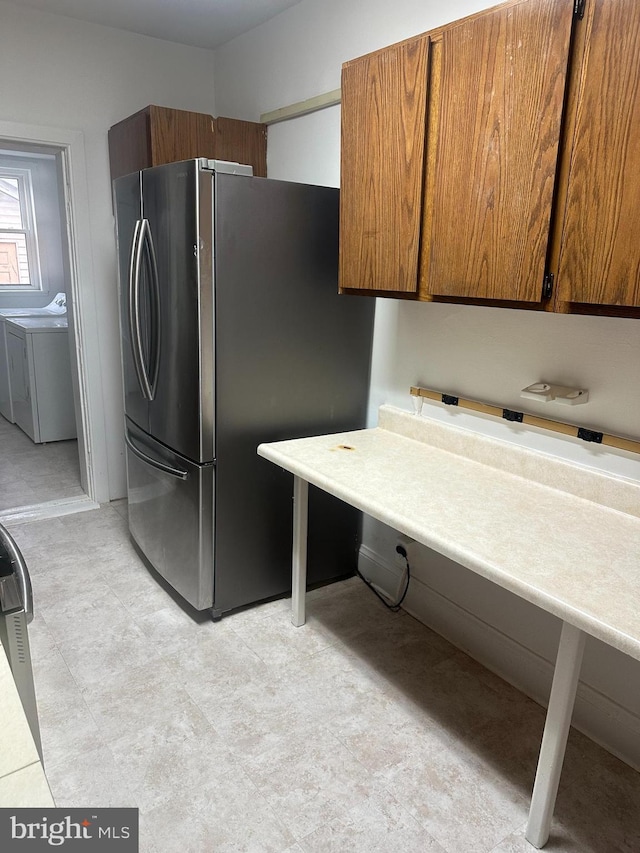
[{"xmin": 0, "ymin": 119, "xmax": 109, "ymax": 505}]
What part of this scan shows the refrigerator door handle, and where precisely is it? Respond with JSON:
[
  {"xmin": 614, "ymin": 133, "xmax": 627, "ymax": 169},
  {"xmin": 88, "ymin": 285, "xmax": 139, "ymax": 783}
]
[
  {"xmin": 128, "ymin": 218, "xmax": 152, "ymax": 401},
  {"xmin": 125, "ymin": 431, "xmax": 189, "ymax": 480},
  {"xmin": 0, "ymin": 524, "xmax": 33, "ymax": 623},
  {"xmin": 143, "ymin": 220, "xmax": 161, "ymax": 401}
]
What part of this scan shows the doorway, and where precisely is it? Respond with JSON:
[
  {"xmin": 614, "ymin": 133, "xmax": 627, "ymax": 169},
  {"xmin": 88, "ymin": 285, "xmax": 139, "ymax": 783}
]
[
  {"xmin": 0, "ymin": 120, "xmax": 108, "ymax": 521},
  {"xmin": 0, "ymin": 142, "xmax": 83, "ymax": 515}
]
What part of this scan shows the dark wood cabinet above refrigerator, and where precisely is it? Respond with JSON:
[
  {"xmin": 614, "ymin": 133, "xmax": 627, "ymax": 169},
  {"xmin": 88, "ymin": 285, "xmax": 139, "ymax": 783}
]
[{"xmin": 108, "ymin": 104, "xmax": 267, "ymax": 183}]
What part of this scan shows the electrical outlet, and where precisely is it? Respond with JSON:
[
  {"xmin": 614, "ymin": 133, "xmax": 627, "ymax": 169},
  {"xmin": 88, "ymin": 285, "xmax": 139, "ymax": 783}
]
[{"xmin": 394, "ymin": 534, "xmax": 413, "ymax": 564}]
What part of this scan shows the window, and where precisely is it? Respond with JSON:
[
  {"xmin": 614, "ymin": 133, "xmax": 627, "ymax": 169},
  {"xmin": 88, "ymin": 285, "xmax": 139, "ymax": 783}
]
[{"xmin": 0, "ymin": 168, "xmax": 41, "ymax": 289}]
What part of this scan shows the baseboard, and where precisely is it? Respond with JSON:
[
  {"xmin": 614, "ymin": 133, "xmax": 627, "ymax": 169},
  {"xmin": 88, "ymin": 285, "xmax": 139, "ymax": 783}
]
[{"xmin": 358, "ymin": 544, "xmax": 640, "ymax": 771}]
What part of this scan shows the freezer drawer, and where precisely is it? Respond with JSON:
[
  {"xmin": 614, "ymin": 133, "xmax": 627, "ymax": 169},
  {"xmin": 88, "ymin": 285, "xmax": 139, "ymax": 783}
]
[{"xmin": 125, "ymin": 421, "xmax": 214, "ymax": 610}]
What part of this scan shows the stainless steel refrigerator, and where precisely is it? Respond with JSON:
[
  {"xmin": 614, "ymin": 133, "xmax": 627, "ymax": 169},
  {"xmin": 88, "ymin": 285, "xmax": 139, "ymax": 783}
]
[{"xmin": 113, "ymin": 158, "xmax": 374, "ymax": 619}]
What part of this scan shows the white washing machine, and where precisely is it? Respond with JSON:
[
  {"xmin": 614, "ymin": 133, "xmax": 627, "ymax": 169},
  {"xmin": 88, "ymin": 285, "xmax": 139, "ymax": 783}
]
[{"xmin": 0, "ymin": 293, "xmax": 66, "ymax": 423}]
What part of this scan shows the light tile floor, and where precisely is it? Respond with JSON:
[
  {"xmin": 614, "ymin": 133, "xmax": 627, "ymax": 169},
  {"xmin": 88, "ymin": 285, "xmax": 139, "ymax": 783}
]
[
  {"xmin": 0, "ymin": 416, "xmax": 82, "ymax": 511},
  {"xmin": 4, "ymin": 503, "xmax": 640, "ymax": 852}
]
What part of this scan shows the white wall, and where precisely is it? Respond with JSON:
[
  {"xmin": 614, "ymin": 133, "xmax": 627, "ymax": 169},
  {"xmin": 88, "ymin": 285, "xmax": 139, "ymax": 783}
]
[
  {"xmin": 0, "ymin": 0, "xmax": 218, "ymax": 499},
  {"xmin": 215, "ymin": 0, "xmax": 640, "ymax": 767}
]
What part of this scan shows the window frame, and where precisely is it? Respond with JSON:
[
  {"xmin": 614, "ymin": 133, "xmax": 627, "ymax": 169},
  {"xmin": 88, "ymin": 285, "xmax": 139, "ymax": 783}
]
[{"xmin": 0, "ymin": 166, "xmax": 42, "ymax": 291}]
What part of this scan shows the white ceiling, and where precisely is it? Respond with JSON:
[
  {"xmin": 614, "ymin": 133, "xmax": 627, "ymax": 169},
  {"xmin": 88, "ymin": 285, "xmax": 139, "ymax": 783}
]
[{"xmin": 9, "ymin": 0, "xmax": 304, "ymax": 50}]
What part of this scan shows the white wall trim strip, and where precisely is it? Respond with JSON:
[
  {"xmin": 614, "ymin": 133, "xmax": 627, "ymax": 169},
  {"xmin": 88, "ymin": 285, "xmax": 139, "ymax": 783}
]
[{"xmin": 260, "ymin": 88, "xmax": 341, "ymax": 125}]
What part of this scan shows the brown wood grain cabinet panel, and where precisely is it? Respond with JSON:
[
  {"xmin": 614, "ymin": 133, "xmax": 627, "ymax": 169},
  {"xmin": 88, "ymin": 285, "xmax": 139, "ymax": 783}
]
[
  {"xmin": 213, "ymin": 117, "xmax": 267, "ymax": 177},
  {"xmin": 108, "ymin": 108, "xmax": 152, "ymax": 183},
  {"xmin": 149, "ymin": 105, "xmax": 217, "ymax": 164},
  {"xmin": 108, "ymin": 106, "xmax": 267, "ymax": 183},
  {"xmin": 339, "ymin": 36, "xmax": 430, "ymax": 293},
  {"xmin": 424, "ymin": 0, "xmax": 573, "ymax": 302},
  {"xmin": 556, "ymin": 0, "xmax": 640, "ymax": 307}
]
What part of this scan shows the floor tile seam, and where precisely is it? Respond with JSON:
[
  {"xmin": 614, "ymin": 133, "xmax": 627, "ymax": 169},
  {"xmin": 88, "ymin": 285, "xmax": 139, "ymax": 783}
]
[
  {"xmin": 222, "ymin": 621, "xmax": 326, "ymax": 670},
  {"xmin": 39, "ymin": 713, "xmax": 111, "ymax": 776},
  {"xmin": 104, "ymin": 707, "xmax": 222, "ymax": 758},
  {"xmin": 77, "ymin": 654, "xmax": 190, "ymax": 702},
  {"xmin": 425, "ymin": 651, "xmax": 533, "ymax": 717},
  {"xmin": 240, "ymin": 731, "xmax": 386, "ymax": 802},
  {"xmin": 50, "ymin": 620, "xmax": 165, "ymax": 694},
  {"xmin": 35, "ymin": 570, "xmax": 130, "ymax": 597},
  {"xmin": 486, "ymin": 819, "xmax": 528, "ymax": 852},
  {"xmin": 145, "ymin": 800, "xmax": 296, "ymax": 853},
  {"xmin": 154, "ymin": 684, "xmax": 272, "ymax": 756},
  {"xmin": 332, "ymin": 726, "xmax": 428, "ymax": 783},
  {"xmin": 103, "ymin": 583, "xmax": 167, "ymax": 625},
  {"xmin": 290, "ymin": 807, "xmax": 414, "ymax": 850},
  {"xmin": 333, "ymin": 783, "xmax": 447, "ymax": 848},
  {"xmin": 36, "ymin": 608, "xmax": 75, "ymax": 667},
  {"xmin": 34, "ymin": 639, "xmax": 109, "ymax": 736},
  {"xmin": 18, "ymin": 467, "xmax": 82, "ymax": 479},
  {"xmin": 81, "ymin": 668, "xmax": 204, "ymax": 731},
  {"xmin": 130, "ymin": 745, "xmax": 281, "ymax": 829},
  {"xmin": 227, "ymin": 606, "xmax": 335, "ymax": 642},
  {"xmin": 398, "ymin": 788, "xmax": 530, "ymax": 853},
  {"xmin": 235, "ymin": 770, "xmax": 300, "ymax": 851},
  {"xmin": 371, "ymin": 732, "xmax": 536, "ymax": 801},
  {"xmin": 0, "ymin": 478, "xmax": 39, "ymax": 489},
  {"xmin": 42, "ymin": 610, "xmax": 151, "ymax": 650},
  {"xmin": 44, "ymin": 743, "xmax": 138, "ymax": 808},
  {"xmin": 19, "ymin": 537, "xmax": 95, "ymax": 557}
]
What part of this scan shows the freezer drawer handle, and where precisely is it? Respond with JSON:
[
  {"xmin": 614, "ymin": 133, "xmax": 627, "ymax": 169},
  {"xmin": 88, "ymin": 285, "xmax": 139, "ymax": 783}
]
[
  {"xmin": 125, "ymin": 432, "xmax": 189, "ymax": 480},
  {"xmin": 0, "ymin": 524, "xmax": 34, "ymax": 623}
]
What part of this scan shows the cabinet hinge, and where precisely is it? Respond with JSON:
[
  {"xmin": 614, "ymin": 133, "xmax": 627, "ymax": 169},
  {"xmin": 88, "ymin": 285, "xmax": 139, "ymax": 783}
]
[
  {"xmin": 574, "ymin": 0, "xmax": 586, "ymax": 19},
  {"xmin": 542, "ymin": 272, "xmax": 554, "ymax": 299}
]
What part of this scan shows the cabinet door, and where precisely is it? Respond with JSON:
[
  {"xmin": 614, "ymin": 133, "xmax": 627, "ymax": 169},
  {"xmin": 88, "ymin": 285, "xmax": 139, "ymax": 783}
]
[
  {"xmin": 556, "ymin": 0, "xmax": 640, "ymax": 307},
  {"xmin": 213, "ymin": 117, "xmax": 268, "ymax": 177},
  {"xmin": 422, "ymin": 0, "xmax": 574, "ymax": 302},
  {"xmin": 339, "ymin": 36, "xmax": 430, "ymax": 294},
  {"xmin": 149, "ymin": 105, "xmax": 217, "ymax": 165},
  {"xmin": 108, "ymin": 108, "xmax": 152, "ymax": 183},
  {"xmin": 109, "ymin": 106, "xmax": 269, "ymax": 185}
]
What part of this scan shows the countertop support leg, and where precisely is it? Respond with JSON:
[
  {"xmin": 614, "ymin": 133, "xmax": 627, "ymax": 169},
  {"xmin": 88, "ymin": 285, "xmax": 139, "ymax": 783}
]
[
  {"xmin": 526, "ymin": 621, "xmax": 586, "ymax": 848},
  {"xmin": 291, "ymin": 476, "xmax": 309, "ymax": 627}
]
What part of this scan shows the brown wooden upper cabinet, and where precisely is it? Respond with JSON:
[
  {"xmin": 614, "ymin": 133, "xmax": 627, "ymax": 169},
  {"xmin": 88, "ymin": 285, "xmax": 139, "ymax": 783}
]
[
  {"xmin": 339, "ymin": 0, "xmax": 640, "ymax": 316},
  {"xmin": 108, "ymin": 105, "xmax": 267, "ymax": 184},
  {"xmin": 555, "ymin": 0, "xmax": 640, "ymax": 309}
]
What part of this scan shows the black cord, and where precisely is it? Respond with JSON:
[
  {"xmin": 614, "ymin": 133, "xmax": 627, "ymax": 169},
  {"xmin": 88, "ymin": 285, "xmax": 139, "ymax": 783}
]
[{"xmin": 356, "ymin": 545, "xmax": 411, "ymax": 612}]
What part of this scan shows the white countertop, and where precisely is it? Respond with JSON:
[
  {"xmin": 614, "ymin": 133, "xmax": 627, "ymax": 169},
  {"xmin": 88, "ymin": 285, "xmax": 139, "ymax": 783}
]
[
  {"xmin": 258, "ymin": 405, "xmax": 640, "ymax": 662},
  {"xmin": 0, "ymin": 639, "xmax": 53, "ymax": 806},
  {"xmin": 5, "ymin": 317, "xmax": 68, "ymax": 332}
]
